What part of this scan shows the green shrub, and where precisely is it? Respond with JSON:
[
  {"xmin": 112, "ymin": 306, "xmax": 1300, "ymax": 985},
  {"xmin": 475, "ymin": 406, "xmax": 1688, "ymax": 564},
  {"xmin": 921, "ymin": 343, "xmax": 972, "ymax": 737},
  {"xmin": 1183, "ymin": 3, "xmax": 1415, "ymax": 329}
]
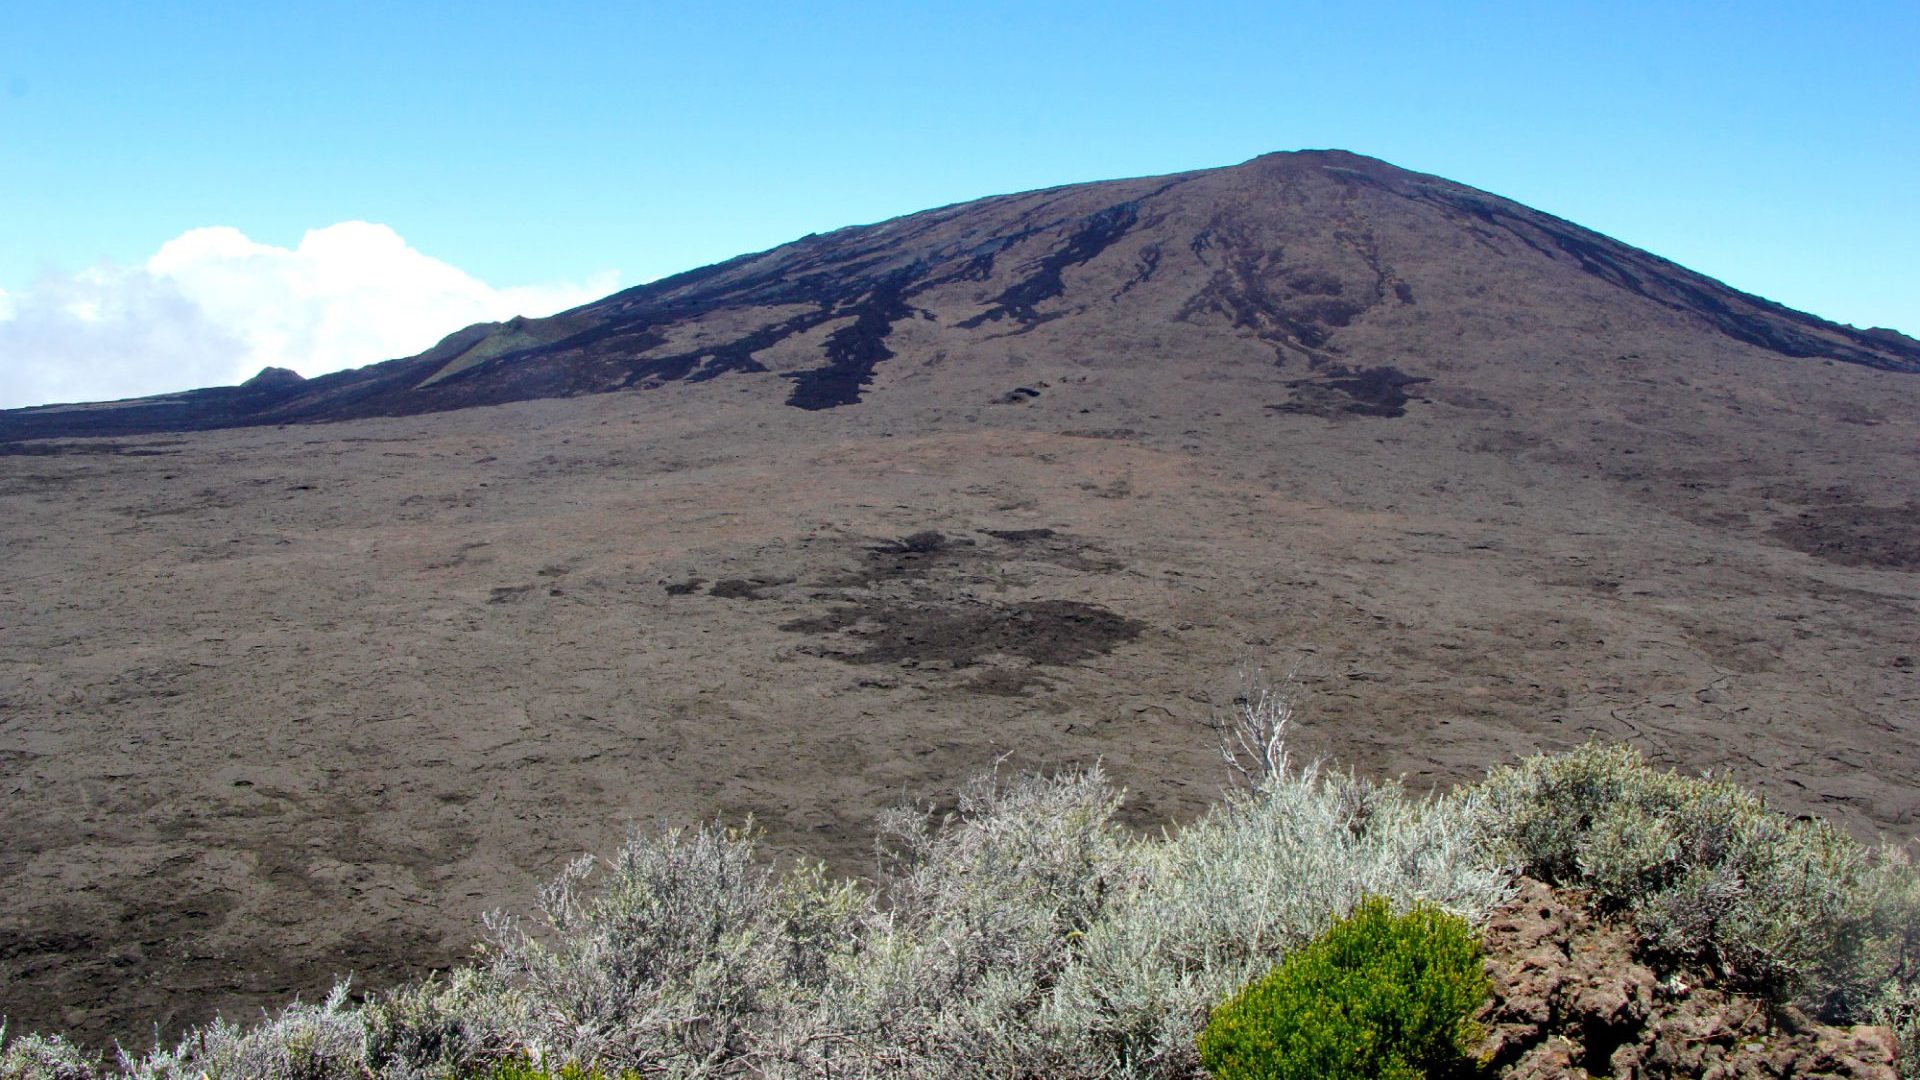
[
  {"xmin": 466, "ymin": 1056, "xmax": 639, "ymax": 1080},
  {"xmin": 466, "ymin": 1053, "xmax": 641, "ymax": 1076},
  {"xmin": 1195, "ymin": 897, "xmax": 1489, "ymax": 1080}
]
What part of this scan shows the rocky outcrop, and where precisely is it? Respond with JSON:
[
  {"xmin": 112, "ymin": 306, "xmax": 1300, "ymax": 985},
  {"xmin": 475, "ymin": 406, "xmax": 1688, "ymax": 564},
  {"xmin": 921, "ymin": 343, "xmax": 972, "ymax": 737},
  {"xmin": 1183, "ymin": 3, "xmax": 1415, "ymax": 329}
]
[{"xmin": 1480, "ymin": 879, "xmax": 1899, "ymax": 1078}]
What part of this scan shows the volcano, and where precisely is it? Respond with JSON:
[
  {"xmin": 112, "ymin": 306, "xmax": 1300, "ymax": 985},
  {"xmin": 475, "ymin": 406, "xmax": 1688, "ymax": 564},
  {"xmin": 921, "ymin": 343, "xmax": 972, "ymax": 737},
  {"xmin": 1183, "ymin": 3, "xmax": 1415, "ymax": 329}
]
[
  {"xmin": 2, "ymin": 151, "xmax": 1917, "ymax": 1048},
  {"xmin": 3, "ymin": 149, "xmax": 1915, "ymax": 439}
]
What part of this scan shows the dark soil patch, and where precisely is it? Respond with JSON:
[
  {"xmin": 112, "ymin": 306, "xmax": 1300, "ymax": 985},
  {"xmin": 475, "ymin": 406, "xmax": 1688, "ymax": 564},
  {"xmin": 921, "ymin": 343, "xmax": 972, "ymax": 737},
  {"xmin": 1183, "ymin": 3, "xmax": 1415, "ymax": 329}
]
[
  {"xmin": 959, "ymin": 669, "xmax": 1049, "ymax": 695},
  {"xmin": 883, "ymin": 530, "xmax": 958, "ymax": 556},
  {"xmin": 1768, "ymin": 502, "xmax": 1920, "ymax": 570},
  {"xmin": 0, "ymin": 473, "xmax": 83, "ymax": 496},
  {"xmin": 985, "ymin": 528, "xmax": 1058, "ymax": 544},
  {"xmin": 1270, "ymin": 364, "xmax": 1430, "ymax": 418},
  {"xmin": 825, "ymin": 528, "xmax": 1122, "ymax": 588},
  {"xmin": 821, "ymin": 530, "xmax": 980, "ymax": 588},
  {"xmin": 994, "ymin": 529, "xmax": 1125, "ymax": 573},
  {"xmin": 0, "ymin": 440, "xmax": 182, "ymax": 457},
  {"xmin": 709, "ymin": 577, "xmax": 790, "ymax": 600},
  {"xmin": 781, "ymin": 598, "xmax": 1144, "ymax": 668}
]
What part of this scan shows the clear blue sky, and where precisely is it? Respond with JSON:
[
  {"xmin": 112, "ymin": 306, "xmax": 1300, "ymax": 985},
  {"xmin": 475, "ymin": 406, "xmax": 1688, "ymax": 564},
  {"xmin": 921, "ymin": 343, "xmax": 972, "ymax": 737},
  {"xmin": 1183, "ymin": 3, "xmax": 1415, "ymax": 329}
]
[{"xmin": 1, "ymin": 1, "xmax": 1915, "ymax": 405}]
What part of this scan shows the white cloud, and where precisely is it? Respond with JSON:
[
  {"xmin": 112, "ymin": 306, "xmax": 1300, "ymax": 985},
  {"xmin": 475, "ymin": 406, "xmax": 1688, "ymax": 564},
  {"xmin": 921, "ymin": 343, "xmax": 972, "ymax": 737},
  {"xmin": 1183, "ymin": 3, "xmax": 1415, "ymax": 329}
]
[{"xmin": 0, "ymin": 223, "xmax": 617, "ymax": 409}]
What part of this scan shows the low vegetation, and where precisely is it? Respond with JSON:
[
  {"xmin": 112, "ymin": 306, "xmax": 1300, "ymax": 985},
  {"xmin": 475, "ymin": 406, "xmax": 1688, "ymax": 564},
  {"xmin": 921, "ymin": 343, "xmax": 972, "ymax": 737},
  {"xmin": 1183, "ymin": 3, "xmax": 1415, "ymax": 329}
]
[
  {"xmin": 1471, "ymin": 743, "xmax": 1915, "ymax": 1018},
  {"xmin": 3, "ymin": 719, "xmax": 1915, "ymax": 1079},
  {"xmin": 1197, "ymin": 896, "xmax": 1489, "ymax": 1080}
]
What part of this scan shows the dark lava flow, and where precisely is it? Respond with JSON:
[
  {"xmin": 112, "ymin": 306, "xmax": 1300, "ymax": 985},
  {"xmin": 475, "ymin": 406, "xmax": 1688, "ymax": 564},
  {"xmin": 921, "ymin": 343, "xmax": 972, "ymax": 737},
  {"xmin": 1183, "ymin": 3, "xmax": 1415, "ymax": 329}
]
[{"xmin": 780, "ymin": 598, "xmax": 1145, "ymax": 669}]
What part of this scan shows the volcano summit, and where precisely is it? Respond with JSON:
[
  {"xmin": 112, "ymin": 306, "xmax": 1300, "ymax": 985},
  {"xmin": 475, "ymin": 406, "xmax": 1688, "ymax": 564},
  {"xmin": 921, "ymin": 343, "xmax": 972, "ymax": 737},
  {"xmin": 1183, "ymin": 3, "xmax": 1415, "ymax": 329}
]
[{"xmin": 2, "ymin": 151, "xmax": 1916, "ymax": 1047}]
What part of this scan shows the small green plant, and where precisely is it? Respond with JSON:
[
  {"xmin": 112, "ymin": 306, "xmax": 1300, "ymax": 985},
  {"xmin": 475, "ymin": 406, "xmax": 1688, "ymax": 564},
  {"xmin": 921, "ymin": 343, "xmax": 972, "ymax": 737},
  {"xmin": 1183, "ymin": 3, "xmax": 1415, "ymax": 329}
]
[
  {"xmin": 1196, "ymin": 897, "xmax": 1489, "ymax": 1080},
  {"xmin": 467, "ymin": 1054, "xmax": 641, "ymax": 1080}
]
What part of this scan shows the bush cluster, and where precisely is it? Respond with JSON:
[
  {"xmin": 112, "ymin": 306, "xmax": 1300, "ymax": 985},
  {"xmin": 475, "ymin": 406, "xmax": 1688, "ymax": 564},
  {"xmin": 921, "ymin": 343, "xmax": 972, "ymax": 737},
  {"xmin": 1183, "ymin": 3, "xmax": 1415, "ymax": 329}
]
[
  {"xmin": 1, "ymin": 742, "xmax": 1913, "ymax": 1079},
  {"xmin": 1467, "ymin": 741, "xmax": 1918, "ymax": 1029},
  {"xmin": 1197, "ymin": 896, "xmax": 1488, "ymax": 1080},
  {"xmin": 1, "ymin": 762, "xmax": 1504, "ymax": 1080}
]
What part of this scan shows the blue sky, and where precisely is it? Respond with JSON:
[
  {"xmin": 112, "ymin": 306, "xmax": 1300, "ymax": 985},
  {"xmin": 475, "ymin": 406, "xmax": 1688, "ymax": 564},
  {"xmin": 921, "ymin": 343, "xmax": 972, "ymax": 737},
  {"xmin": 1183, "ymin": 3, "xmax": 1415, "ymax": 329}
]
[{"xmin": 1, "ymin": 1, "xmax": 1915, "ymax": 406}]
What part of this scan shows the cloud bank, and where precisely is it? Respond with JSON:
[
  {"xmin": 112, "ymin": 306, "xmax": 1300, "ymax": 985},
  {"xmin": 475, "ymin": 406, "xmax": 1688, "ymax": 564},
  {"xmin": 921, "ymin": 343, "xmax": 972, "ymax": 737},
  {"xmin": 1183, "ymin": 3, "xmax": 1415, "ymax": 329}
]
[{"xmin": 0, "ymin": 223, "xmax": 617, "ymax": 409}]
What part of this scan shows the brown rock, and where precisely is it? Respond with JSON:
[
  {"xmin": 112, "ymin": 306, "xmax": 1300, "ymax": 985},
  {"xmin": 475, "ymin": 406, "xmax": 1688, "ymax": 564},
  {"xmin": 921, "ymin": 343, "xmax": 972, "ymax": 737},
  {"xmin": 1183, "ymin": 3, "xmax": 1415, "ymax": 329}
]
[{"xmin": 1479, "ymin": 878, "xmax": 1899, "ymax": 1079}]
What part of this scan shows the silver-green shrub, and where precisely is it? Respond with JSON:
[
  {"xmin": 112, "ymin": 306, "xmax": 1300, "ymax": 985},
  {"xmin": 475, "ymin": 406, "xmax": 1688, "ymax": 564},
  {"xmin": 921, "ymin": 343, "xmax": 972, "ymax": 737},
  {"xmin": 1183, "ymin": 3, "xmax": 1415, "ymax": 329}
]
[
  {"xmin": 1, "ymin": 1023, "xmax": 98, "ymax": 1080},
  {"xmin": 775, "ymin": 763, "xmax": 1506, "ymax": 1079},
  {"xmin": 358, "ymin": 969, "xmax": 513, "ymax": 1079},
  {"xmin": 116, "ymin": 983, "xmax": 363, "ymax": 1080},
  {"xmin": 771, "ymin": 767, "xmax": 1135, "ymax": 1078},
  {"xmin": 1864, "ymin": 845, "xmax": 1920, "ymax": 1079},
  {"xmin": 479, "ymin": 820, "xmax": 865, "ymax": 1075},
  {"xmin": 1875, "ymin": 980, "xmax": 1919, "ymax": 1080},
  {"xmin": 1469, "ymin": 742, "xmax": 1916, "ymax": 1027}
]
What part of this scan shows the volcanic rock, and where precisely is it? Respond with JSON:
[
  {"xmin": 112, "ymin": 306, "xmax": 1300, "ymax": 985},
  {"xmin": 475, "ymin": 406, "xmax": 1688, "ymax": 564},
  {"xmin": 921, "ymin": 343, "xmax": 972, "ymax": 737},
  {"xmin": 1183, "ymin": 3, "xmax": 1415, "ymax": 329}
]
[{"xmin": 1481, "ymin": 879, "xmax": 1900, "ymax": 1078}]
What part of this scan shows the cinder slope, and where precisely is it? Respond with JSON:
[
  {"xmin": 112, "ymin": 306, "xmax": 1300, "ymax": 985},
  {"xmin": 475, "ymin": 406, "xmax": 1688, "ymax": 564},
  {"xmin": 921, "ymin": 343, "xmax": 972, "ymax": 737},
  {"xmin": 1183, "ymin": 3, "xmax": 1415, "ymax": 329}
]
[
  {"xmin": 1, "ymin": 151, "xmax": 1915, "ymax": 1050},
  {"xmin": 2, "ymin": 150, "xmax": 1914, "ymax": 440}
]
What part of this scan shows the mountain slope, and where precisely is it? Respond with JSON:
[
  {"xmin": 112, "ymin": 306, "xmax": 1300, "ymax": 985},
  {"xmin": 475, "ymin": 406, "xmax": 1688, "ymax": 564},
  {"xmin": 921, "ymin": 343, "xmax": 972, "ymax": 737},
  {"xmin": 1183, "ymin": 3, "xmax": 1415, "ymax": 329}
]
[{"xmin": 3, "ymin": 150, "xmax": 1915, "ymax": 440}]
